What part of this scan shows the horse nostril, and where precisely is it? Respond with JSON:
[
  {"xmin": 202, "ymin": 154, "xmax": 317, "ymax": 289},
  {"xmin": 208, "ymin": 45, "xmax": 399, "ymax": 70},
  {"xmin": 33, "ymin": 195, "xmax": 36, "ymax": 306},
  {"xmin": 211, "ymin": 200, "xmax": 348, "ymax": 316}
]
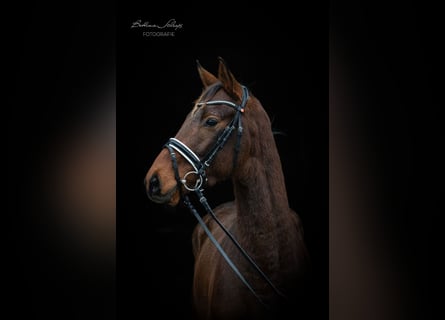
[{"xmin": 148, "ymin": 175, "xmax": 161, "ymax": 197}]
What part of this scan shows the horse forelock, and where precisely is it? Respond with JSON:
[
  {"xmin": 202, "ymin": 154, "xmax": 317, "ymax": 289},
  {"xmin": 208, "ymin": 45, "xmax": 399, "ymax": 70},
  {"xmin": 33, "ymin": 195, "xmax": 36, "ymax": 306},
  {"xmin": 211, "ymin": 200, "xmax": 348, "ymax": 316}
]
[{"xmin": 191, "ymin": 83, "xmax": 223, "ymax": 116}]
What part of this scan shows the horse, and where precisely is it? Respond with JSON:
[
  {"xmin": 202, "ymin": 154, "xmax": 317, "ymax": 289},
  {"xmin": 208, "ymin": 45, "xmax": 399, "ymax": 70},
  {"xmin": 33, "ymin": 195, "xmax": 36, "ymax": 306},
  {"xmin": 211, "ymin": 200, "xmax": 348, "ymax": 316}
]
[{"xmin": 145, "ymin": 57, "xmax": 309, "ymax": 319}]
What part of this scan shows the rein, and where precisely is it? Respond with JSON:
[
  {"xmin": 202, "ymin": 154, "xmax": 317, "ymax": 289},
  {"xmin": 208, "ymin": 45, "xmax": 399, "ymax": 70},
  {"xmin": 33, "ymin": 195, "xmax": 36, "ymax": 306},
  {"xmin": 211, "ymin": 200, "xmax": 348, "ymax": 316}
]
[{"xmin": 164, "ymin": 86, "xmax": 286, "ymax": 307}]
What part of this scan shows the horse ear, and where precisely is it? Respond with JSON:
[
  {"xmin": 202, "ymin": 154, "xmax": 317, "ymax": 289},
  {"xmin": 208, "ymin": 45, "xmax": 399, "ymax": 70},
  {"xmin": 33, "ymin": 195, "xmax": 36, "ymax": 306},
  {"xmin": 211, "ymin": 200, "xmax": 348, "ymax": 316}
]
[
  {"xmin": 197, "ymin": 60, "xmax": 219, "ymax": 88},
  {"xmin": 217, "ymin": 57, "xmax": 243, "ymax": 100}
]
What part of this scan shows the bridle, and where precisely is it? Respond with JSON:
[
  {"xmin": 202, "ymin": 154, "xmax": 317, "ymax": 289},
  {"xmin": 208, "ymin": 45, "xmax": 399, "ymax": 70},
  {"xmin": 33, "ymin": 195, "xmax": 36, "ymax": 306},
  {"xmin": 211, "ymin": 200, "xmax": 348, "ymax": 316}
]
[
  {"xmin": 163, "ymin": 85, "xmax": 286, "ymax": 308},
  {"xmin": 166, "ymin": 85, "xmax": 248, "ymax": 192}
]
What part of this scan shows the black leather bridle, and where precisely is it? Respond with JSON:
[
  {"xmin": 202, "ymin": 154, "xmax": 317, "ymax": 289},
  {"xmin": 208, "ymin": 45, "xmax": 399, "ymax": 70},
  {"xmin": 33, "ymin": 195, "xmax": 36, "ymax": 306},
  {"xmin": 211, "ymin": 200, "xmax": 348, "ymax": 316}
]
[{"xmin": 163, "ymin": 85, "xmax": 285, "ymax": 307}]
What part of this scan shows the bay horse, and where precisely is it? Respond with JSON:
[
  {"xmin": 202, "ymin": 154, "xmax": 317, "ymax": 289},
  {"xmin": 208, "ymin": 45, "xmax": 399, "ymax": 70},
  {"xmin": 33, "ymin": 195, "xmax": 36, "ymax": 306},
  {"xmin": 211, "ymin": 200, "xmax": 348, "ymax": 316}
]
[{"xmin": 145, "ymin": 58, "xmax": 309, "ymax": 319}]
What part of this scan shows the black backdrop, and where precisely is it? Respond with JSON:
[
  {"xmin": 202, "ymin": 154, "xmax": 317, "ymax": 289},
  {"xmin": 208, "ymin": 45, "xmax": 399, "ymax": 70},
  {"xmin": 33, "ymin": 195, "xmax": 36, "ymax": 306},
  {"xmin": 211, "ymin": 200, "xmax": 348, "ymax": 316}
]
[
  {"xmin": 10, "ymin": 1, "xmax": 439, "ymax": 319},
  {"xmin": 117, "ymin": 2, "xmax": 328, "ymax": 319}
]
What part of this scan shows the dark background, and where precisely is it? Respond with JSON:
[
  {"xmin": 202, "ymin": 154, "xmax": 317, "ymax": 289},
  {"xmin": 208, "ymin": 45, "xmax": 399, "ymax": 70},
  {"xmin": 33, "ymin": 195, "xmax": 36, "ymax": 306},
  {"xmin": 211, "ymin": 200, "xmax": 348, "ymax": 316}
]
[
  {"xmin": 9, "ymin": 1, "xmax": 440, "ymax": 319},
  {"xmin": 117, "ymin": 2, "xmax": 328, "ymax": 319},
  {"xmin": 330, "ymin": 2, "xmax": 440, "ymax": 319},
  {"xmin": 10, "ymin": 1, "xmax": 116, "ymax": 319}
]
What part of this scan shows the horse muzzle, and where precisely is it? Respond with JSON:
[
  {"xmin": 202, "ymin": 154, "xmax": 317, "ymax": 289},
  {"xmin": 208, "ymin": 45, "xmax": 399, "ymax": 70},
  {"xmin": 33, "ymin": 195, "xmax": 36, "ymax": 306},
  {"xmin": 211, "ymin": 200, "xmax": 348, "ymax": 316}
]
[{"xmin": 145, "ymin": 174, "xmax": 179, "ymax": 206}]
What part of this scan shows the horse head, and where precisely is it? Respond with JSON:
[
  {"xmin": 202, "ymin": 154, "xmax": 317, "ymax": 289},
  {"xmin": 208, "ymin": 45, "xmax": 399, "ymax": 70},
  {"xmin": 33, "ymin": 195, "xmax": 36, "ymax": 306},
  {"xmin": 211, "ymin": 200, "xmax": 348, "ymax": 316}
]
[{"xmin": 145, "ymin": 57, "xmax": 262, "ymax": 206}]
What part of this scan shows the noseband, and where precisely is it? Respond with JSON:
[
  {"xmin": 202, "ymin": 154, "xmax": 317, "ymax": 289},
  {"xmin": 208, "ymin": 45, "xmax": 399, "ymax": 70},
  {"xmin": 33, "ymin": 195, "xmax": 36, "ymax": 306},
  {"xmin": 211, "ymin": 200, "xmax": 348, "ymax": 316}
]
[{"xmin": 163, "ymin": 85, "xmax": 286, "ymax": 308}]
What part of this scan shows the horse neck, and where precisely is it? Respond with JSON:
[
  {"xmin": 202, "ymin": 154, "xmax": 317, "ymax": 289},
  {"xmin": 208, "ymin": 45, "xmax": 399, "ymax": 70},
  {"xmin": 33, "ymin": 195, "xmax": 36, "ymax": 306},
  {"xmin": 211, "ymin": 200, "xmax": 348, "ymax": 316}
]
[{"xmin": 233, "ymin": 114, "xmax": 292, "ymax": 248}]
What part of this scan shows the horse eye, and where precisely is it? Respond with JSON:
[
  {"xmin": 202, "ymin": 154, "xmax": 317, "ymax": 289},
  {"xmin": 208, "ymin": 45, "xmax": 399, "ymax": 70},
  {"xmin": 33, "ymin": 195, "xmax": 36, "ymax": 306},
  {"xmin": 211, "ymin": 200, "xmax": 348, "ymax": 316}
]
[{"xmin": 204, "ymin": 118, "xmax": 219, "ymax": 127}]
